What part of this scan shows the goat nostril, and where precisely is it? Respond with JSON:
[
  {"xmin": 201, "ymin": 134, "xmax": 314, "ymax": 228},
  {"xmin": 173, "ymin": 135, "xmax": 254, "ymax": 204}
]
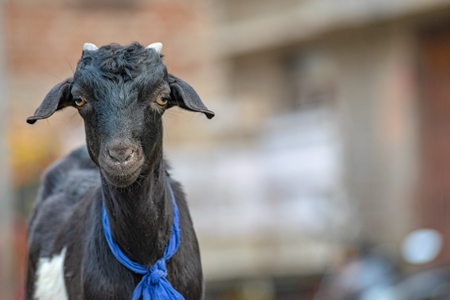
[{"xmin": 108, "ymin": 148, "xmax": 135, "ymax": 163}]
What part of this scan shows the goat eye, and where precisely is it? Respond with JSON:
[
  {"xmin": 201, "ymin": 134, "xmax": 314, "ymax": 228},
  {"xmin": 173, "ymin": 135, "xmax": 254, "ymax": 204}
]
[
  {"xmin": 74, "ymin": 97, "xmax": 86, "ymax": 107},
  {"xmin": 156, "ymin": 95, "xmax": 169, "ymax": 107}
]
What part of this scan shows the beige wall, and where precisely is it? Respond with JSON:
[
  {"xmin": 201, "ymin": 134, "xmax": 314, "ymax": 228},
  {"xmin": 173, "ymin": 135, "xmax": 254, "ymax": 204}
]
[{"xmin": 329, "ymin": 24, "xmax": 419, "ymax": 246}]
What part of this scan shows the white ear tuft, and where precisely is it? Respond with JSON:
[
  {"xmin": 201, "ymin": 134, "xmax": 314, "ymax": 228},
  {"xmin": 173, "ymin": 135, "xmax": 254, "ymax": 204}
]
[
  {"xmin": 146, "ymin": 42, "xmax": 163, "ymax": 54},
  {"xmin": 83, "ymin": 43, "xmax": 98, "ymax": 51}
]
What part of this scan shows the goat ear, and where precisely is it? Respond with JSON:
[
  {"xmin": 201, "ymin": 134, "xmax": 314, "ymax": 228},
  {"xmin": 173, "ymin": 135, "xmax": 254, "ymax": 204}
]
[
  {"xmin": 27, "ymin": 78, "xmax": 73, "ymax": 124},
  {"xmin": 168, "ymin": 74, "xmax": 215, "ymax": 119}
]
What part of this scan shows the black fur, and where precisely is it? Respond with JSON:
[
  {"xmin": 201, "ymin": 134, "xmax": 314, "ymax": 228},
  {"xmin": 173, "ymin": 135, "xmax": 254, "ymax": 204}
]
[{"xmin": 25, "ymin": 42, "xmax": 214, "ymax": 300}]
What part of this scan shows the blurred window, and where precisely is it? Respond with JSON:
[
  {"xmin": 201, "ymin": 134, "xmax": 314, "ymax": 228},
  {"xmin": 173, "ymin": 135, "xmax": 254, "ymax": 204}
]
[{"xmin": 285, "ymin": 51, "xmax": 336, "ymax": 112}]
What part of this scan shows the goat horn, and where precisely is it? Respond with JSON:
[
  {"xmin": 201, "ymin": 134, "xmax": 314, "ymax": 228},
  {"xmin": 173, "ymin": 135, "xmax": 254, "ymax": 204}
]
[
  {"xmin": 146, "ymin": 42, "xmax": 163, "ymax": 54},
  {"xmin": 83, "ymin": 43, "xmax": 98, "ymax": 51}
]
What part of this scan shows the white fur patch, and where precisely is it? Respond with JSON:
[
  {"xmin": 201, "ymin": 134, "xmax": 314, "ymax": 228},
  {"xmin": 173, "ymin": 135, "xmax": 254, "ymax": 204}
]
[{"xmin": 34, "ymin": 247, "xmax": 68, "ymax": 300}]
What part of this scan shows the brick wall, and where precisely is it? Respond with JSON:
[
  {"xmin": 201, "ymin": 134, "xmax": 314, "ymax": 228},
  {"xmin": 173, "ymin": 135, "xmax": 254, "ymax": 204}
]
[{"xmin": 5, "ymin": 0, "xmax": 210, "ymax": 75}]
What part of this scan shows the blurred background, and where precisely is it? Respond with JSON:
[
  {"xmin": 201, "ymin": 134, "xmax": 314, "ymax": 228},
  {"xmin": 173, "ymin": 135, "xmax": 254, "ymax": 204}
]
[{"xmin": 2, "ymin": 0, "xmax": 450, "ymax": 299}]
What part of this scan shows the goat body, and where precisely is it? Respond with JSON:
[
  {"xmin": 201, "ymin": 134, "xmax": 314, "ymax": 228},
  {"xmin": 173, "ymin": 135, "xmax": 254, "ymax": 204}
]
[{"xmin": 25, "ymin": 42, "xmax": 214, "ymax": 300}]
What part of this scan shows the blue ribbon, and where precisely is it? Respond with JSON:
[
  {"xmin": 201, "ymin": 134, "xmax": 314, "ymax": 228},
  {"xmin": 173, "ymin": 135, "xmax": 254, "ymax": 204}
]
[{"xmin": 102, "ymin": 181, "xmax": 184, "ymax": 300}]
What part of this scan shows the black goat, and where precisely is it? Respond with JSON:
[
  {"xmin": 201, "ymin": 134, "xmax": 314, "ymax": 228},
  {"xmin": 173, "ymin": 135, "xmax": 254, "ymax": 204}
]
[{"xmin": 25, "ymin": 42, "xmax": 214, "ymax": 300}]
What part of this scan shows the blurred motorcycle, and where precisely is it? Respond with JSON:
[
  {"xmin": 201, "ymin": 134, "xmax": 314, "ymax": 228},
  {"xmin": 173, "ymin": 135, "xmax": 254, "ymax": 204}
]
[{"xmin": 315, "ymin": 229, "xmax": 450, "ymax": 300}]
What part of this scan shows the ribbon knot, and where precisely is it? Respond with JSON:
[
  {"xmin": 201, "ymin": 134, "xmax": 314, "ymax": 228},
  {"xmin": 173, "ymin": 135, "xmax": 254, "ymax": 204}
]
[
  {"xmin": 102, "ymin": 181, "xmax": 184, "ymax": 300},
  {"xmin": 149, "ymin": 260, "xmax": 167, "ymax": 284}
]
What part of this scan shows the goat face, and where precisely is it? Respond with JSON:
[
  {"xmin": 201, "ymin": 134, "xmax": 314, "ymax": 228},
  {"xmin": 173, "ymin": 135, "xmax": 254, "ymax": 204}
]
[{"xmin": 27, "ymin": 42, "xmax": 215, "ymax": 187}]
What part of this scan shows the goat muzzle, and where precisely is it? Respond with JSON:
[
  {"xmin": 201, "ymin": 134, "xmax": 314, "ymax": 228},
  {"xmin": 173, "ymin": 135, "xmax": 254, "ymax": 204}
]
[
  {"xmin": 108, "ymin": 145, "xmax": 136, "ymax": 165},
  {"xmin": 99, "ymin": 140, "xmax": 145, "ymax": 187}
]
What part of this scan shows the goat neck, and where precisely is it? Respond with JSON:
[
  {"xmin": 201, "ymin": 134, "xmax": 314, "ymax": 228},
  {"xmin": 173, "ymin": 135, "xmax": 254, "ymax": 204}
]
[{"xmin": 100, "ymin": 149, "xmax": 173, "ymax": 267}]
